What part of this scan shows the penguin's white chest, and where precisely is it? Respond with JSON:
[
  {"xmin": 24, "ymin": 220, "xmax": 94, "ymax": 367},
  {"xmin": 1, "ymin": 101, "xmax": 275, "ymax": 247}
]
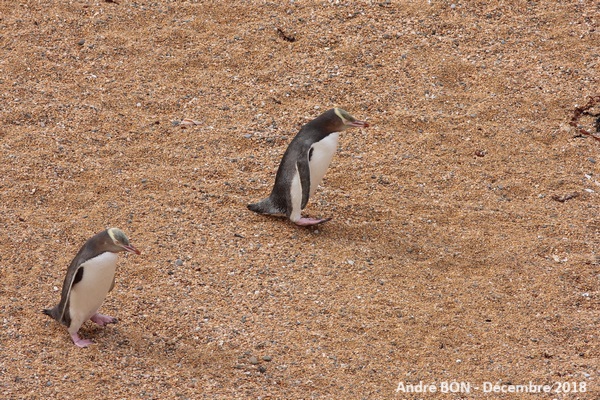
[
  {"xmin": 68, "ymin": 252, "xmax": 118, "ymax": 332},
  {"xmin": 308, "ymin": 132, "xmax": 339, "ymax": 197}
]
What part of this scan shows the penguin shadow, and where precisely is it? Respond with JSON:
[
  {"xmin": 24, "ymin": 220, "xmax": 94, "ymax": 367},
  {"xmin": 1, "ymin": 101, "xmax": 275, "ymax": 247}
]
[
  {"xmin": 308, "ymin": 212, "xmax": 388, "ymax": 242},
  {"xmin": 38, "ymin": 314, "xmax": 118, "ymax": 349},
  {"xmin": 40, "ymin": 318, "xmax": 234, "ymax": 373},
  {"xmin": 247, "ymin": 213, "xmax": 332, "ymax": 229},
  {"xmin": 103, "ymin": 321, "xmax": 235, "ymax": 370}
]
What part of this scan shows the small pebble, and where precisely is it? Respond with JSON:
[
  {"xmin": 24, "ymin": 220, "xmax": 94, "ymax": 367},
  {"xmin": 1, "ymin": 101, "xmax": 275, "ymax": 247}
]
[
  {"xmin": 258, "ymin": 366, "xmax": 267, "ymax": 373},
  {"xmin": 77, "ymin": 39, "xmax": 85, "ymax": 46},
  {"xmin": 175, "ymin": 259, "xmax": 184, "ymax": 266},
  {"xmin": 249, "ymin": 356, "xmax": 259, "ymax": 365},
  {"xmin": 262, "ymin": 355, "xmax": 272, "ymax": 362}
]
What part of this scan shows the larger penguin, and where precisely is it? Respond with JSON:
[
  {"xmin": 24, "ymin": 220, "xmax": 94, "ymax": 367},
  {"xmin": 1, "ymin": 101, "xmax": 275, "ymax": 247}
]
[
  {"xmin": 43, "ymin": 228, "xmax": 140, "ymax": 347},
  {"xmin": 248, "ymin": 108, "xmax": 369, "ymax": 226}
]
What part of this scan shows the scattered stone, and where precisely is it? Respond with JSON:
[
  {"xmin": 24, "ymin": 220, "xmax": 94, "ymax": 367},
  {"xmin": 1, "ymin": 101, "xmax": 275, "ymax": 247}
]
[
  {"xmin": 551, "ymin": 192, "xmax": 579, "ymax": 202},
  {"xmin": 249, "ymin": 356, "xmax": 259, "ymax": 365},
  {"xmin": 262, "ymin": 355, "xmax": 272, "ymax": 362}
]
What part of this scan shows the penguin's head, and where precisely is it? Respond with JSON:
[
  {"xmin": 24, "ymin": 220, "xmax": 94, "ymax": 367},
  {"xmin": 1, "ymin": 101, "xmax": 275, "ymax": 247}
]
[
  {"xmin": 106, "ymin": 228, "xmax": 141, "ymax": 254},
  {"xmin": 333, "ymin": 108, "xmax": 369, "ymax": 129}
]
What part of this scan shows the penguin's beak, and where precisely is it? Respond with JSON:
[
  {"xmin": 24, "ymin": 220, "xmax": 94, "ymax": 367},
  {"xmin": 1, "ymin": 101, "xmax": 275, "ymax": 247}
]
[
  {"xmin": 122, "ymin": 244, "xmax": 141, "ymax": 255},
  {"xmin": 348, "ymin": 120, "xmax": 369, "ymax": 128}
]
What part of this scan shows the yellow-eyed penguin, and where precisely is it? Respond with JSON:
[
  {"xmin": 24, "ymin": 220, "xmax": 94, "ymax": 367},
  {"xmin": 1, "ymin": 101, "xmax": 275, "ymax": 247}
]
[
  {"xmin": 248, "ymin": 108, "xmax": 369, "ymax": 226},
  {"xmin": 43, "ymin": 228, "xmax": 140, "ymax": 347}
]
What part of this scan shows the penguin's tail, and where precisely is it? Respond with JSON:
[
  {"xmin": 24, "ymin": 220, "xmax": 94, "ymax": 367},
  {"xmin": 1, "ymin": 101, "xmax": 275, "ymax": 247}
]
[
  {"xmin": 247, "ymin": 198, "xmax": 283, "ymax": 216},
  {"xmin": 42, "ymin": 307, "xmax": 58, "ymax": 320}
]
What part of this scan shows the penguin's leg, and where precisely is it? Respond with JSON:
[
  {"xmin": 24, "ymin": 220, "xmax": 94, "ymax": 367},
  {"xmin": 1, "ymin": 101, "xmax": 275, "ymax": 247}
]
[
  {"xmin": 70, "ymin": 332, "xmax": 94, "ymax": 348},
  {"xmin": 90, "ymin": 313, "xmax": 118, "ymax": 326},
  {"xmin": 289, "ymin": 164, "xmax": 332, "ymax": 226},
  {"xmin": 67, "ymin": 312, "xmax": 94, "ymax": 347}
]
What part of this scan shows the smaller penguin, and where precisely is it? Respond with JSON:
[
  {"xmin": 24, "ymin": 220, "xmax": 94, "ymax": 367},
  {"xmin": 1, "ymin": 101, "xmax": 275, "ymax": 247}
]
[
  {"xmin": 43, "ymin": 228, "xmax": 140, "ymax": 347},
  {"xmin": 248, "ymin": 108, "xmax": 369, "ymax": 226}
]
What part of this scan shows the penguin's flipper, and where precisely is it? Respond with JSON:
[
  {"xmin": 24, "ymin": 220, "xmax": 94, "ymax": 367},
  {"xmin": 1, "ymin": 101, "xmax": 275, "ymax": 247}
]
[
  {"xmin": 57, "ymin": 265, "xmax": 84, "ymax": 323},
  {"xmin": 296, "ymin": 151, "xmax": 312, "ymax": 209}
]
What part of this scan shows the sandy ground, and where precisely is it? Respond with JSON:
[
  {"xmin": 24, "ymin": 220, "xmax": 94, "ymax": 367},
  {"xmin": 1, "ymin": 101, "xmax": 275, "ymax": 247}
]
[{"xmin": 1, "ymin": 1, "xmax": 599, "ymax": 399}]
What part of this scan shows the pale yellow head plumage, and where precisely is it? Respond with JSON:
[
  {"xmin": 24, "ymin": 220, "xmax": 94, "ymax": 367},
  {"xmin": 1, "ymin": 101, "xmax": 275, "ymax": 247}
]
[
  {"xmin": 334, "ymin": 108, "xmax": 355, "ymax": 125},
  {"xmin": 333, "ymin": 108, "xmax": 369, "ymax": 129},
  {"xmin": 107, "ymin": 228, "xmax": 140, "ymax": 254}
]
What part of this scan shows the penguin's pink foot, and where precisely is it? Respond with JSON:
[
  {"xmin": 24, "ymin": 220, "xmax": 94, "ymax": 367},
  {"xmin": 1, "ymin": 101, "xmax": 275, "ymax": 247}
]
[
  {"xmin": 71, "ymin": 332, "xmax": 94, "ymax": 348},
  {"xmin": 90, "ymin": 313, "xmax": 118, "ymax": 326},
  {"xmin": 295, "ymin": 217, "xmax": 332, "ymax": 226}
]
